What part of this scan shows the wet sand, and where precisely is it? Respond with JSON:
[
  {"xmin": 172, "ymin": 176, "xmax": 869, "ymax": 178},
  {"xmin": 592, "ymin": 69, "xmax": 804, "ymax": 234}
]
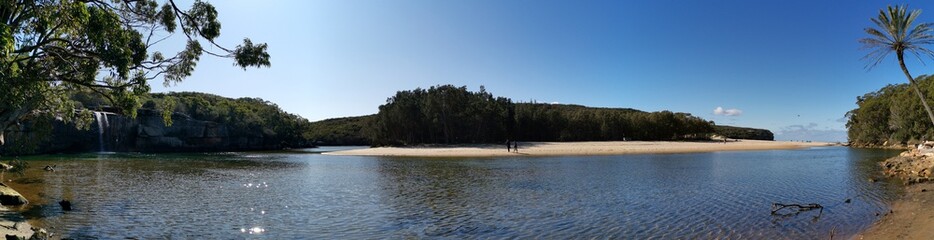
[
  {"xmin": 856, "ymin": 183, "xmax": 934, "ymax": 239},
  {"xmin": 324, "ymin": 140, "xmax": 831, "ymax": 157}
]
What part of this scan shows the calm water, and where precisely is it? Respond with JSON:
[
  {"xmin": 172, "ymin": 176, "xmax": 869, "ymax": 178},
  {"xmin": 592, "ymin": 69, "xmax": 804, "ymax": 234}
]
[{"xmin": 4, "ymin": 146, "xmax": 900, "ymax": 239}]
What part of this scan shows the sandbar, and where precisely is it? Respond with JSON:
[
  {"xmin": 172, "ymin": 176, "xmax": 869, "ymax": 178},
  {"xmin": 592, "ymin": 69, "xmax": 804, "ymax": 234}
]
[{"xmin": 324, "ymin": 140, "xmax": 832, "ymax": 157}]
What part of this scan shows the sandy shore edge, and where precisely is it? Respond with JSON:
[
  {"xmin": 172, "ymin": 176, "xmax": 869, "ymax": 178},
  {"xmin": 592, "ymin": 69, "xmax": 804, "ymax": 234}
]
[
  {"xmin": 855, "ymin": 182, "xmax": 934, "ymax": 239},
  {"xmin": 324, "ymin": 140, "xmax": 832, "ymax": 157}
]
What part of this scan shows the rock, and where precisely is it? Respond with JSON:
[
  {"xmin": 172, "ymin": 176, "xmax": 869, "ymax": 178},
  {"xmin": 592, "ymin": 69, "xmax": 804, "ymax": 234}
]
[
  {"xmin": 921, "ymin": 189, "xmax": 927, "ymax": 192},
  {"xmin": 27, "ymin": 227, "xmax": 49, "ymax": 240},
  {"xmin": 58, "ymin": 200, "xmax": 71, "ymax": 211},
  {"xmin": 0, "ymin": 206, "xmax": 36, "ymax": 239},
  {"xmin": 0, "ymin": 184, "xmax": 27, "ymax": 206},
  {"xmin": 845, "ymin": 198, "xmax": 852, "ymax": 203}
]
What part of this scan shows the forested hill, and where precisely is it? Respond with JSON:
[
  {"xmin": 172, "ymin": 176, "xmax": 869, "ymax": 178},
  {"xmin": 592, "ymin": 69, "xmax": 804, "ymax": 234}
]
[
  {"xmin": 139, "ymin": 92, "xmax": 311, "ymax": 146},
  {"xmin": 847, "ymin": 75, "xmax": 934, "ymax": 147},
  {"xmin": 2, "ymin": 92, "xmax": 314, "ymax": 155},
  {"xmin": 307, "ymin": 85, "xmax": 774, "ymax": 146},
  {"xmin": 713, "ymin": 125, "xmax": 774, "ymax": 141},
  {"xmin": 306, "ymin": 115, "xmax": 375, "ymax": 146}
]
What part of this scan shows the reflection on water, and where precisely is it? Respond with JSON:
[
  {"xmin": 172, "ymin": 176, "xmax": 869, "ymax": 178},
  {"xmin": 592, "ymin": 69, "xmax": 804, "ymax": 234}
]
[{"xmin": 3, "ymin": 147, "xmax": 900, "ymax": 238}]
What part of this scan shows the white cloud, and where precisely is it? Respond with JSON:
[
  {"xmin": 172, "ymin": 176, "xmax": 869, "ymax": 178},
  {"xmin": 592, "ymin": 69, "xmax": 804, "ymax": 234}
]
[{"xmin": 713, "ymin": 106, "xmax": 743, "ymax": 116}]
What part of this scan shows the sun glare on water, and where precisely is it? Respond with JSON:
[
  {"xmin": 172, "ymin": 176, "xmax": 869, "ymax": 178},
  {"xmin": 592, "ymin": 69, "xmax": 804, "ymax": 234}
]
[{"xmin": 240, "ymin": 227, "xmax": 266, "ymax": 234}]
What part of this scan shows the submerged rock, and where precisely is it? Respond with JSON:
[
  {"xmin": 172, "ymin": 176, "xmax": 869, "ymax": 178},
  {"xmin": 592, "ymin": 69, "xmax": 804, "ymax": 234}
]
[
  {"xmin": 0, "ymin": 184, "xmax": 27, "ymax": 206},
  {"xmin": 58, "ymin": 200, "xmax": 71, "ymax": 211}
]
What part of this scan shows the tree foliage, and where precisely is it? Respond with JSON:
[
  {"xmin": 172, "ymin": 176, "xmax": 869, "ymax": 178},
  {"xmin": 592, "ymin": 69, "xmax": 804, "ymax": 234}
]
[
  {"xmin": 306, "ymin": 115, "xmax": 374, "ymax": 146},
  {"xmin": 713, "ymin": 125, "xmax": 774, "ymax": 141},
  {"xmin": 142, "ymin": 92, "xmax": 309, "ymax": 146},
  {"xmin": 369, "ymin": 85, "xmax": 715, "ymax": 146},
  {"xmin": 370, "ymin": 85, "xmax": 514, "ymax": 145},
  {"xmin": 860, "ymin": 5, "xmax": 934, "ymax": 127},
  {"xmin": 847, "ymin": 75, "xmax": 934, "ymax": 147},
  {"xmin": 0, "ymin": 0, "xmax": 270, "ymax": 145}
]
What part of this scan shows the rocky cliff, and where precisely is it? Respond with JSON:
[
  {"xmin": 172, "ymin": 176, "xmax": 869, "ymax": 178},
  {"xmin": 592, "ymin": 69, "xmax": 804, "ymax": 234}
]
[
  {"xmin": 0, "ymin": 109, "xmax": 310, "ymax": 155},
  {"xmin": 714, "ymin": 125, "xmax": 775, "ymax": 141}
]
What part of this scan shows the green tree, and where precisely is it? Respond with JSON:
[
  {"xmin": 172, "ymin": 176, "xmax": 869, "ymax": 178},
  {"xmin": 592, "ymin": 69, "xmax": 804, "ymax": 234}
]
[
  {"xmin": 860, "ymin": 5, "xmax": 934, "ymax": 128},
  {"xmin": 845, "ymin": 76, "xmax": 934, "ymax": 146},
  {"xmin": 1, "ymin": 0, "xmax": 270, "ymax": 146}
]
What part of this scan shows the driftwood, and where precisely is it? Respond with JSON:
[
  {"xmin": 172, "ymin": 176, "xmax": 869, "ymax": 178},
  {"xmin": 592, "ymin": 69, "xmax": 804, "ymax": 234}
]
[{"xmin": 771, "ymin": 203, "xmax": 823, "ymax": 216}]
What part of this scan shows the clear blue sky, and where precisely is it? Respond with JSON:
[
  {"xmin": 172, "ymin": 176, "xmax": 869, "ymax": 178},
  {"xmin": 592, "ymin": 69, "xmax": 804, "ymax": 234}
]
[{"xmin": 151, "ymin": 0, "xmax": 934, "ymax": 142}]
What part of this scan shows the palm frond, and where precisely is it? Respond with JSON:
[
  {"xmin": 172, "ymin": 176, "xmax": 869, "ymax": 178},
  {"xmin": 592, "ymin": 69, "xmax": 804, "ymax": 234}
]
[
  {"xmin": 909, "ymin": 47, "xmax": 934, "ymax": 60},
  {"xmin": 863, "ymin": 48, "xmax": 892, "ymax": 69},
  {"xmin": 863, "ymin": 28, "xmax": 893, "ymax": 43},
  {"xmin": 908, "ymin": 49, "xmax": 927, "ymax": 65},
  {"xmin": 862, "ymin": 5, "xmax": 934, "ymax": 70}
]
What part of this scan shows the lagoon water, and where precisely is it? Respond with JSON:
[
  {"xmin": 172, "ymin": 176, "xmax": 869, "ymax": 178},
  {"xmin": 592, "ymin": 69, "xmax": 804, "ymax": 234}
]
[{"xmin": 7, "ymin": 147, "xmax": 900, "ymax": 238}]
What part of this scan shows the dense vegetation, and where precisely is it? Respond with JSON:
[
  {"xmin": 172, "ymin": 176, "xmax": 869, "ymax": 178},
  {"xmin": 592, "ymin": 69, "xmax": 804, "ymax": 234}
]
[
  {"xmin": 1, "ymin": 0, "xmax": 269, "ymax": 150},
  {"xmin": 847, "ymin": 75, "xmax": 934, "ymax": 147},
  {"xmin": 141, "ymin": 92, "xmax": 311, "ymax": 146},
  {"xmin": 370, "ymin": 86, "xmax": 515, "ymax": 145},
  {"xmin": 3, "ymin": 91, "xmax": 313, "ymax": 155},
  {"xmin": 510, "ymin": 103, "xmax": 713, "ymax": 142},
  {"xmin": 306, "ymin": 115, "xmax": 374, "ymax": 146},
  {"xmin": 714, "ymin": 125, "xmax": 774, "ymax": 141},
  {"xmin": 366, "ymin": 85, "xmax": 716, "ymax": 146}
]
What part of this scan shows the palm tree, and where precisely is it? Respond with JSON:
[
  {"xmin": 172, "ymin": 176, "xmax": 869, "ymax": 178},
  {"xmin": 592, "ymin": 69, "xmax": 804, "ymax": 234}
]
[{"xmin": 861, "ymin": 5, "xmax": 934, "ymax": 127}]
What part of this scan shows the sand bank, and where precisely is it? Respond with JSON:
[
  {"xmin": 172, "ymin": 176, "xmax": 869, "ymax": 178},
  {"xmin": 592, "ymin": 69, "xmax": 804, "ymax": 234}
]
[
  {"xmin": 324, "ymin": 140, "xmax": 832, "ymax": 157},
  {"xmin": 857, "ymin": 148, "xmax": 934, "ymax": 239},
  {"xmin": 855, "ymin": 182, "xmax": 934, "ymax": 239}
]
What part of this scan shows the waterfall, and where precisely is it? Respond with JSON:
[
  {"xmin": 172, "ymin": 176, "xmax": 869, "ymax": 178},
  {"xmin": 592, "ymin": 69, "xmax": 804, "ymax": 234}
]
[{"xmin": 93, "ymin": 111, "xmax": 109, "ymax": 152}]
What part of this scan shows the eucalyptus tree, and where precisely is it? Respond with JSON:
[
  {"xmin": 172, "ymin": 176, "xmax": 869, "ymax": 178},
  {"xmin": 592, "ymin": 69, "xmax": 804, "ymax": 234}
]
[
  {"xmin": 0, "ymin": 0, "xmax": 270, "ymax": 145},
  {"xmin": 861, "ymin": 5, "xmax": 934, "ymax": 127}
]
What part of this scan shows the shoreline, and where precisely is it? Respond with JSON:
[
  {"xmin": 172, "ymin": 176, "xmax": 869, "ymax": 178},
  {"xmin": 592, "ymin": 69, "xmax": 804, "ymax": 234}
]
[
  {"xmin": 855, "ymin": 182, "xmax": 934, "ymax": 239},
  {"xmin": 324, "ymin": 140, "xmax": 832, "ymax": 157},
  {"xmin": 856, "ymin": 148, "xmax": 934, "ymax": 239}
]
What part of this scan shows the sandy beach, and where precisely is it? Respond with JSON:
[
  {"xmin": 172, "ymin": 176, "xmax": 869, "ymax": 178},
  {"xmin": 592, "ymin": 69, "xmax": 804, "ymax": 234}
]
[{"xmin": 324, "ymin": 140, "xmax": 832, "ymax": 157}]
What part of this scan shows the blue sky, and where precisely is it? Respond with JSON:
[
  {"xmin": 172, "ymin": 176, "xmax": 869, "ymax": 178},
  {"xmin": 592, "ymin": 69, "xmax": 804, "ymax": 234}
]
[{"xmin": 150, "ymin": 0, "xmax": 934, "ymax": 142}]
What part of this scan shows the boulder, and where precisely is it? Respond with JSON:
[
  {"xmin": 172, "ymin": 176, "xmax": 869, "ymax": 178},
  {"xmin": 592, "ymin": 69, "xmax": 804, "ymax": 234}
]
[{"xmin": 0, "ymin": 184, "xmax": 27, "ymax": 206}]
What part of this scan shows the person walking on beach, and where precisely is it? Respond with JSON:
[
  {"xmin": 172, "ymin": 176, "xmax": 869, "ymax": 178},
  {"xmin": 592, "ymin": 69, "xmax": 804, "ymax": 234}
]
[
  {"xmin": 513, "ymin": 141, "xmax": 519, "ymax": 153},
  {"xmin": 506, "ymin": 139, "xmax": 511, "ymax": 152}
]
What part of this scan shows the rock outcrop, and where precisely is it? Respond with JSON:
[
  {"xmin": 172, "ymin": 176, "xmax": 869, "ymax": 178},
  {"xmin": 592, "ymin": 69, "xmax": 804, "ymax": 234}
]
[
  {"xmin": 0, "ymin": 109, "xmax": 311, "ymax": 155},
  {"xmin": 0, "ymin": 205, "xmax": 51, "ymax": 240},
  {"xmin": 0, "ymin": 184, "xmax": 27, "ymax": 206},
  {"xmin": 713, "ymin": 125, "xmax": 774, "ymax": 141},
  {"xmin": 881, "ymin": 143, "xmax": 934, "ymax": 185}
]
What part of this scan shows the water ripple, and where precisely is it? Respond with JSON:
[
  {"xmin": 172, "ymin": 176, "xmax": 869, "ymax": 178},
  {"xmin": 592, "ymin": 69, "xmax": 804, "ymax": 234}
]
[{"xmin": 8, "ymin": 147, "xmax": 902, "ymax": 239}]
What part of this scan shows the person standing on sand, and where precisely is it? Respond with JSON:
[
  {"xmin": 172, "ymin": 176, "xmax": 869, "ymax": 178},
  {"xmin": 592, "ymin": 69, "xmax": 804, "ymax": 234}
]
[{"xmin": 506, "ymin": 139, "xmax": 511, "ymax": 152}]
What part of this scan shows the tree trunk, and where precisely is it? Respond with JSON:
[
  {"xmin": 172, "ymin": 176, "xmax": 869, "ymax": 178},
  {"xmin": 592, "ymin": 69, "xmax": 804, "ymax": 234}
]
[{"xmin": 897, "ymin": 51, "xmax": 934, "ymax": 127}]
